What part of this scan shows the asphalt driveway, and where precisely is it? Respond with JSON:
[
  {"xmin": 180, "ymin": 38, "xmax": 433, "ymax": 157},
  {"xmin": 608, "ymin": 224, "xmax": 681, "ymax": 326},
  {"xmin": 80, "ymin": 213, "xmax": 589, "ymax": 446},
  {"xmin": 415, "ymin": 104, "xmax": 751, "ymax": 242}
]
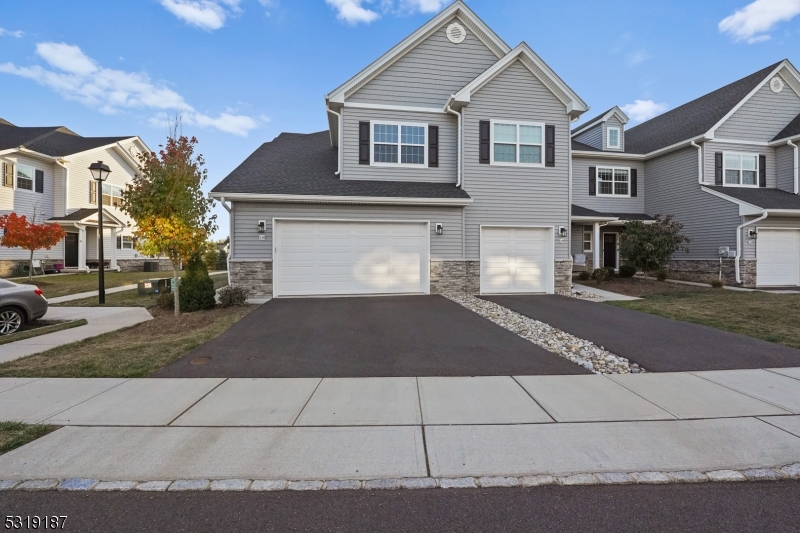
[
  {"xmin": 484, "ymin": 295, "xmax": 800, "ymax": 372},
  {"xmin": 154, "ymin": 295, "xmax": 587, "ymax": 378}
]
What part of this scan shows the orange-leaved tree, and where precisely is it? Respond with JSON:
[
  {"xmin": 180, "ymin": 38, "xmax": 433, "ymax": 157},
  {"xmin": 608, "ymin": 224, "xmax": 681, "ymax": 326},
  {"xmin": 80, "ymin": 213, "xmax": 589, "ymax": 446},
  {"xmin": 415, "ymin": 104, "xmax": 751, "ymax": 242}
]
[
  {"xmin": 121, "ymin": 134, "xmax": 217, "ymax": 315},
  {"xmin": 0, "ymin": 212, "xmax": 66, "ymax": 281}
]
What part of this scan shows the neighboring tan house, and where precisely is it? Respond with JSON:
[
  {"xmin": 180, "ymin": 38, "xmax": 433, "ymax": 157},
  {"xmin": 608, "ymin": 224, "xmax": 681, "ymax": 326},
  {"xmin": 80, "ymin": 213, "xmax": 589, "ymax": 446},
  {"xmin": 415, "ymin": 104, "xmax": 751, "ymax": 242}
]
[
  {"xmin": 212, "ymin": 0, "xmax": 800, "ymax": 297},
  {"xmin": 571, "ymin": 61, "xmax": 800, "ymax": 287},
  {"xmin": 0, "ymin": 119, "xmax": 161, "ymax": 276}
]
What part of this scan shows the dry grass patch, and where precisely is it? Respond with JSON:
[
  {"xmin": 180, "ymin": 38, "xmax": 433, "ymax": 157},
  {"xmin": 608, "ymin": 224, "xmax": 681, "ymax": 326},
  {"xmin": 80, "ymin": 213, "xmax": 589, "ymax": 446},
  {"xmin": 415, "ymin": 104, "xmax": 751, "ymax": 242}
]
[
  {"xmin": 0, "ymin": 319, "xmax": 88, "ymax": 346},
  {"xmin": 0, "ymin": 422, "xmax": 58, "ymax": 455},
  {"xmin": 0, "ymin": 305, "xmax": 254, "ymax": 378},
  {"xmin": 575, "ymin": 276, "xmax": 713, "ymax": 298}
]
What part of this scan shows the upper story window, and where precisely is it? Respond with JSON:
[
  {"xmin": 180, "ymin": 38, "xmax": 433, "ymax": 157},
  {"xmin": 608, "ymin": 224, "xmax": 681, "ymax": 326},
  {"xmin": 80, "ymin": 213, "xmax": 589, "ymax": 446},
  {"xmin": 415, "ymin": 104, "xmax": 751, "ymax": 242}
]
[
  {"xmin": 597, "ymin": 166, "xmax": 630, "ymax": 197},
  {"xmin": 102, "ymin": 183, "xmax": 124, "ymax": 207},
  {"xmin": 490, "ymin": 120, "xmax": 544, "ymax": 166},
  {"xmin": 607, "ymin": 127, "xmax": 621, "ymax": 149},
  {"xmin": 16, "ymin": 164, "xmax": 34, "ymax": 191},
  {"xmin": 724, "ymin": 153, "xmax": 758, "ymax": 187},
  {"xmin": 371, "ymin": 121, "xmax": 426, "ymax": 166}
]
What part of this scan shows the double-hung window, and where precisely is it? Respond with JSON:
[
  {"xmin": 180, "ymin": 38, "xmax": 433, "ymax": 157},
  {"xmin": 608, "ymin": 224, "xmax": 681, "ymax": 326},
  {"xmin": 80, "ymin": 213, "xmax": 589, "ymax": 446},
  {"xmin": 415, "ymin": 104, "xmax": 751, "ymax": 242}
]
[
  {"xmin": 607, "ymin": 127, "xmax": 621, "ymax": 149},
  {"xmin": 724, "ymin": 153, "xmax": 758, "ymax": 186},
  {"xmin": 597, "ymin": 166, "xmax": 630, "ymax": 197},
  {"xmin": 117, "ymin": 235, "xmax": 134, "ymax": 249},
  {"xmin": 102, "ymin": 183, "xmax": 124, "ymax": 207},
  {"xmin": 583, "ymin": 226, "xmax": 593, "ymax": 252},
  {"xmin": 371, "ymin": 121, "xmax": 426, "ymax": 166},
  {"xmin": 16, "ymin": 164, "xmax": 34, "ymax": 191},
  {"xmin": 490, "ymin": 121, "xmax": 544, "ymax": 166}
]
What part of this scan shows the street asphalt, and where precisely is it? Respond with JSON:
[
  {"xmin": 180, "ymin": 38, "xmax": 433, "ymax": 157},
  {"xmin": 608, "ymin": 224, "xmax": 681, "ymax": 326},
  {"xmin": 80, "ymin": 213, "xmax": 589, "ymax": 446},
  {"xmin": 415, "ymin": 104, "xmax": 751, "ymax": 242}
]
[
  {"xmin": 2, "ymin": 482, "xmax": 799, "ymax": 532},
  {"xmin": 484, "ymin": 295, "xmax": 800, "ymax": 372},
  {"xmin": 154, "ymin": 295, "xmax": 587, "ymax": 378}
]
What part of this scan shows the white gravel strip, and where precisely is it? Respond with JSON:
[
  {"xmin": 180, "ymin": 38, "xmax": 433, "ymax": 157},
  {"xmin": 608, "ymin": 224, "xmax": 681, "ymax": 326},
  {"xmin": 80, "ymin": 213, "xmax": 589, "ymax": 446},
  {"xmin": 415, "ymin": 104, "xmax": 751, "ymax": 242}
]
[{"xmin": 444, "ymin": 294, "xmax": 643, "ymax": 374}]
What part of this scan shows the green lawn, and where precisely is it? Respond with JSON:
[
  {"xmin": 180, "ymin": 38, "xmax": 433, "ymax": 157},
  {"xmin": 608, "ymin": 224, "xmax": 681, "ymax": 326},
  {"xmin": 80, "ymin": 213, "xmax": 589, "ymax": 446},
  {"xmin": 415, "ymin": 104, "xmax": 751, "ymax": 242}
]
[
  {"xmin": 611, "ymin": 290, "xmax": 800, "ymax": 350},
  {"xmin": 10, "ymin": 271, "xmax": 178, "ymax": 299},
  {"xmin": 0, "ymin": 422, "xmax": 58, "ymax": 455}
]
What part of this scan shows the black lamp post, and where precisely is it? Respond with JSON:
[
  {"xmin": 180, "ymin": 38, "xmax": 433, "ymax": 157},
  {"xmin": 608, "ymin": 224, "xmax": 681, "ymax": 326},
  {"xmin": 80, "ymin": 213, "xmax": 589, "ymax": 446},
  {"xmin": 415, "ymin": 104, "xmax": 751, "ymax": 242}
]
[{"xmin": 89, "ymin": 161, "xmax": 111, "ymax": 304}]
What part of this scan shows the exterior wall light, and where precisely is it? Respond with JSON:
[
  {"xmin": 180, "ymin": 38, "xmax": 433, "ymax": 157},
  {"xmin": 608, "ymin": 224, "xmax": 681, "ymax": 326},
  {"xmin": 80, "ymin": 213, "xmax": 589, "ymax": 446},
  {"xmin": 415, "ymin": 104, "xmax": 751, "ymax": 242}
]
[
  {"xmin": 435, "ymin": 223, "xmax": 443, "ymax": 235},
  {"xmin": 257, "ymin": 220, "xmax": 266, "ymax": 233},
  {"xmin": 559, "ymin": 226, "xmax": 568, "ymax": 237},
  {"xmin": 747, "ymin": 229, "xmax": 757, "ymax": 239}
]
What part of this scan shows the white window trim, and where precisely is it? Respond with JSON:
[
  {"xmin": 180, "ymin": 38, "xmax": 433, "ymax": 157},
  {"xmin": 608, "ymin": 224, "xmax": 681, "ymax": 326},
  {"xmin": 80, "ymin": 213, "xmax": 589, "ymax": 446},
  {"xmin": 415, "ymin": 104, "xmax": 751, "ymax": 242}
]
[
  {"xmin": 15, "ymin": 163, "xmax": 36, "ymax": 193},
  {"xmin": 596, "ymin": 166, "xmax": 631, "ymax": 198},
  {"xmin": 117, "ymin": 235, "xmax": 134, "ymax": 250},
  {"xmin": 722, "ymin": 151, "xmax": 760, "ymax": 188},
  {"xmin": 606, "ymin": 126, "xmax": 621, "ymax": 149},
  {"xmin": 102, "ymin": 183, "xmax": 124, "ymax": 207},
  {"xmin": 369, "ymin": 120, "xmax": 428, "ymax": 168},
  {"xmin": 583, "ymin": 226, "xmax": 593, "ymax": 252},
  {"xmin": 489, "ymin": 120, "xmax": 545, "ymax": 168}
]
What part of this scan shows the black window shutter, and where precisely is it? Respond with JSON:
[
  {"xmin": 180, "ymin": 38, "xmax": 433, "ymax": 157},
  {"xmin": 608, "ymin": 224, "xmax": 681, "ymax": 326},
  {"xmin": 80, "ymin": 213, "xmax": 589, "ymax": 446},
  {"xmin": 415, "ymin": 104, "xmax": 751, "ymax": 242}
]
[
  {"xmin": 631, "ymin": 168, "xmax": 638, "ymax": 197},
  {"xmin": 428, "ymin": 125, "xmax": 439, "ymax": 168},
  {"xmin": 545, "ymin": 125, "xmax": 555, "ymax": 167},
  {"xmin": 358, "ymin": 121, "xmax": 370, "ymax": 165},
  {"xmin": 2, "ymin": 163, "xmax": 12, "ymax": 188},
  {"xmin": 589, "ymin": 166, "xmax": 596, "ymax": 196},
  {"xmin": 715, "ymin": 152, "xmax": 723, "ymax": 185},
  {"xmin": 35, "ymin": 169, "xmax": 44, "ymax": 193},
  {"xmin": 90, "ymin": 181, "xmax": 97, "ymax": 204},
  {"xmin": 759, "ymin": 155, "xmax": 767, "ymax": 187},
  {"xmin": 479, "ymin": 120, "xmax": 490, "ymax": 164}
]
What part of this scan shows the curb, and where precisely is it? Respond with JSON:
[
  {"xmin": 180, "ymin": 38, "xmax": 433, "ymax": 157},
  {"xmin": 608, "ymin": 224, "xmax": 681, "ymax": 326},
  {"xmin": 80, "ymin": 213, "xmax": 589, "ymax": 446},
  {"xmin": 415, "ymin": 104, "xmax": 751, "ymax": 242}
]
[{"xmin": 2, "ymin": 463, "xmax": 798, "ymax": 492}]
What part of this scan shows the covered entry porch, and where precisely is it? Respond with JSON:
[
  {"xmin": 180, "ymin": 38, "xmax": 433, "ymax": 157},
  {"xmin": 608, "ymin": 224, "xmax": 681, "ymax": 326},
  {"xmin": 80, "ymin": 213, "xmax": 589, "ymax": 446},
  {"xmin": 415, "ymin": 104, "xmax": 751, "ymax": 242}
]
[
  {"xmin": 571, "ymin": 206, "xmax": 654, "ymax": 272},
  {"xmin": 48, "ymin": 208, "xmax": 126, "ymax": 272}
]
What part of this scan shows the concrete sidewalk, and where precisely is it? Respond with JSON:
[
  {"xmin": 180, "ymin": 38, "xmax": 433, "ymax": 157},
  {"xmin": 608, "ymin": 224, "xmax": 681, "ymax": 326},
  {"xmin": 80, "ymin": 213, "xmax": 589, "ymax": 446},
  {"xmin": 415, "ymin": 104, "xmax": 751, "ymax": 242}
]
[
  {"xmin": 0, "ymin": 307, "xmax": 152, "ymax": 364},
  {"xmin": 1, "ymin": 369, "xmax": 799, "ymax": 484}
]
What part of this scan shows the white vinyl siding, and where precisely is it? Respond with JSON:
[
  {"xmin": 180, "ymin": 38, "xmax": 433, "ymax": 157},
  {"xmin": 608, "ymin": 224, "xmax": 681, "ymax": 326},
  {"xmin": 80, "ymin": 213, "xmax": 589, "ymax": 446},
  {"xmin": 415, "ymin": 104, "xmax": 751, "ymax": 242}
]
[{"xmin": 480, "ymin": 226, "xmax": 554, "ymax": 294}]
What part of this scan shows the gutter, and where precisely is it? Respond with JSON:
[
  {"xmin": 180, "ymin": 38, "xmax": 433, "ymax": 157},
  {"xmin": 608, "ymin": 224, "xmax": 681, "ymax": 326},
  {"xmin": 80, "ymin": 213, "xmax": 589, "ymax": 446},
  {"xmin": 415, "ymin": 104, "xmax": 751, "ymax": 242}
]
[
  {"xmin": 207, "ymin": 192, "xmax": 473, "ymax": 207},
  {"xmin": 691, "ymin": 141, "xmax": 703, "ymax": 184},
  {"xmin": 735, "ymin": 211, "xmax": 768, "ymax": 284},
  {"xmin": 219, "ymin": 197, "xmax": 233, "ymax": 287},
  {"xmin": 444, "ymin": 102, "xmax": 462, "ymax": 188},
  {"xmin": 326, "ymin": 104, "xmax": 343, "ymax": 176},
  {"xmin": 788, "ymin": 139, "xmax": 798, "ymax": 194}
]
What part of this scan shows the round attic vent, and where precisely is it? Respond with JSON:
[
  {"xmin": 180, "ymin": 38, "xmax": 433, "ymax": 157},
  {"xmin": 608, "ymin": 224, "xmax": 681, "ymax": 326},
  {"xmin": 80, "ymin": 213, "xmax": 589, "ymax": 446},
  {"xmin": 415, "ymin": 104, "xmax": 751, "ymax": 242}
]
[
  {"xmin": 770, "ymin": 76, "xmax": 784, "ymax": 93},
  {"xmin": 446, "ymin": 22, "xmax": 466, "ymax": 44}
]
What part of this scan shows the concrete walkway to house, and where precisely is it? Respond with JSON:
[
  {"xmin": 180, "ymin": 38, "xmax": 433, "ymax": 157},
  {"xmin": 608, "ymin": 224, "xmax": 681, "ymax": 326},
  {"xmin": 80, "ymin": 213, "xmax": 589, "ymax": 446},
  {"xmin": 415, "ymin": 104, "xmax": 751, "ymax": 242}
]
[
  {"xmin": 1, "ymin": 369, "xmax": 799, "ymax": 483},
  {"xmin": 0, "ymin": 307, "xmax": 152, "ymax": 364},
  {"xmin": 571, "ymin": 283, "xmax": 641, "ymax": 301}
]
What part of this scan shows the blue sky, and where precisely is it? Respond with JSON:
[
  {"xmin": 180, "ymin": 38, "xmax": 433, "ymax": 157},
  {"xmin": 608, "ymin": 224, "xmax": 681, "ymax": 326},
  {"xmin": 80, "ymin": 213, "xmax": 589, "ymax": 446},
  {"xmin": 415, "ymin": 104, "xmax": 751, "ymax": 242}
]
[{"xmin": 1, "ymin": 0, "xmax": 799, "ymax": 238}]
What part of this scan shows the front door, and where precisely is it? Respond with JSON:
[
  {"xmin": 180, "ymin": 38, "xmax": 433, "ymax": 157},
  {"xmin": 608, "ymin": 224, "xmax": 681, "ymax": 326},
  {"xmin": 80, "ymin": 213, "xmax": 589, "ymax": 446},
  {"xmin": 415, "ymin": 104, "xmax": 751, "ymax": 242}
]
[
  {"xmin": 603, "ymin": 233, "xmax": 617, "ymax": 269},
  {"xmin": 65, "ymin": 233, "xmax": 79, "ymax": 267}
]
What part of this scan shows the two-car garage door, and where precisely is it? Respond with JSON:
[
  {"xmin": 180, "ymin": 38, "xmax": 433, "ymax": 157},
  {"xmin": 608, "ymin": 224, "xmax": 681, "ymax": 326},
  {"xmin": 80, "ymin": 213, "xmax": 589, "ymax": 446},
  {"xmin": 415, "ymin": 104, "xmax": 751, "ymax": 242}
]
[
  {"xmin": 274, "ymin": 220, "xmax": 429, "ymax": 297},
  {"xmin": 757, "ymin": 229, "xmax": 800, "ymax": 287}
]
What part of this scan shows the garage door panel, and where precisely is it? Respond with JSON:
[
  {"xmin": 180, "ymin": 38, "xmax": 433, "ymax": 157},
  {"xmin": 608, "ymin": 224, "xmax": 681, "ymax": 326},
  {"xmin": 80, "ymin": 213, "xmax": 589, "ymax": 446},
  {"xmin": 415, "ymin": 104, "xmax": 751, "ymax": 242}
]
[
  {"xmin": 757, "ymin": 230, "xmax": 800, "ymax": 287},
  {"xmin": 481, "ymin": 227, "xmax": 552, "ymax": 294}
]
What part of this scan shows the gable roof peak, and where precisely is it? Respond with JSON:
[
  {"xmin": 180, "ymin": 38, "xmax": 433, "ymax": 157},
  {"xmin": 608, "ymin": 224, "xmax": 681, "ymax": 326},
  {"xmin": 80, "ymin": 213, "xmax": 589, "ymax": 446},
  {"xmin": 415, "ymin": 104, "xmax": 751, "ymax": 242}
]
[{"xmin": 571, "ymin": 106, "xmax": 629, "ymax": 137}]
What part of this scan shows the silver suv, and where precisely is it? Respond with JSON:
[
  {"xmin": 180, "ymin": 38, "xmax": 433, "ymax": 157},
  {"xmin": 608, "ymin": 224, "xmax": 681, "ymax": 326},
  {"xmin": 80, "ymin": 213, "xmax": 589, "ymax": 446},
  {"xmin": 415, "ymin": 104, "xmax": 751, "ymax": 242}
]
[{"xmin": 0, "ymin": 279, "xmax": 49, "ymax": 335}]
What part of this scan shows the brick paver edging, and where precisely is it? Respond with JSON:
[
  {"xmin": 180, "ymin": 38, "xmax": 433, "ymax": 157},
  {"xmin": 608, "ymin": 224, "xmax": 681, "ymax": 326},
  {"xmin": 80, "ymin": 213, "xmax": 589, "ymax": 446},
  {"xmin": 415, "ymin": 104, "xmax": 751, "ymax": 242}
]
[{"xmin": 2, "ymin": 464, "xmax": 798, "ymax": 492}]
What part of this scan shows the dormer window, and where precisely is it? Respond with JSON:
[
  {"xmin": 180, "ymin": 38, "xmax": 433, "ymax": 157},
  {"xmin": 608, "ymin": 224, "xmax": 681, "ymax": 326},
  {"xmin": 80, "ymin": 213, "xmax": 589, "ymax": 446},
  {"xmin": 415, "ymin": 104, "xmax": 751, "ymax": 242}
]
[{"xmin": 607, "ymin": 127, "xmax": 621, "ymax": 149}]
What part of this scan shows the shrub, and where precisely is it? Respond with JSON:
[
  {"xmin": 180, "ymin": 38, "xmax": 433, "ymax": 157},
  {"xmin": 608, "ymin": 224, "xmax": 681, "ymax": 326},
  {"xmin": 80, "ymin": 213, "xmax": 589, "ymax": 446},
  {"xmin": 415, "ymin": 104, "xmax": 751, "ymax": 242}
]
[
  {"xmin": 656, "ymin": 270, "xmax": 668, "ymax": 282},
  {"xmin": 577, "ymin": 271, "xmax": 591, "ymax": 281},
  {"xmin": 605, "ymin": 267, "xmax": 616, "ymax": 278},
  {"xmin": 619, "ymin": 264, "xmax": 637, "ymax": 278},
  {"xmin": 156, "ymin": 292, "xmax": 174, "ymax": 310},
  {"xmin": 619, "ymin": 215, "xmax": 690, "ymax": 279},
  {"xmin": 202, "ymin": 245, "xmax": 219, "ymax": 272},
  {"xmin": 215, "ymin": 250, "xmax": 228, "ymax": 271},
  {"xmin": 710, "ymin": 277, "xmax": 725, "ymax": 289},
  {"xmin": 179, "ymin": 256, "xmax": 217, "ymax": 312},
  {"xmin": 592, "ymin": 268, "xmax": 611, "ymax": 284},
  {"xmin": 217, "ymin": 286, "xmax": 249, "ymax": 307}
]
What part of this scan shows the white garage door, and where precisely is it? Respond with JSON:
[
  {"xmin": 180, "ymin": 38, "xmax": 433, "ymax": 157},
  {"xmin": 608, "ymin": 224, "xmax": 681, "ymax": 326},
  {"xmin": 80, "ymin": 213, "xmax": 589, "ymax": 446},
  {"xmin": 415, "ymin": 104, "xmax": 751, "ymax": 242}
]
[
  {"xmin": 480, "ymin": 227, "xmax": 553, "ymax": 294},
  {"xmin": 274, "ymin": 220, "xmax": 429, "ymax": 297},
  {"xmin": 757, "ymin": 229, "xmax": 800, "ymax": 287}
]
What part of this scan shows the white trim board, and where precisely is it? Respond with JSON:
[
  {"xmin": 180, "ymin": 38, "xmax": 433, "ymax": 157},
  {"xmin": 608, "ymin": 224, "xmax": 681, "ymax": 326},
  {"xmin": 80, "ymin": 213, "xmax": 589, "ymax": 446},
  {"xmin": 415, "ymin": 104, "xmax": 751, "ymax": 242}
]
[{"xmin": 208, "ymin": 192, "xmax": 472, "ymax": 207}]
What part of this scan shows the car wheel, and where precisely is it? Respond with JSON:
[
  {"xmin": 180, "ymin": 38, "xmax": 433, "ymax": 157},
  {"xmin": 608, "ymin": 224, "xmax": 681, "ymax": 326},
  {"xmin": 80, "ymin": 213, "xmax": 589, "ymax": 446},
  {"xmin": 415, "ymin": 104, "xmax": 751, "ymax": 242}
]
[{"xmin": 0, "ymin": 307, "xmax": 24, "ymax": 335}]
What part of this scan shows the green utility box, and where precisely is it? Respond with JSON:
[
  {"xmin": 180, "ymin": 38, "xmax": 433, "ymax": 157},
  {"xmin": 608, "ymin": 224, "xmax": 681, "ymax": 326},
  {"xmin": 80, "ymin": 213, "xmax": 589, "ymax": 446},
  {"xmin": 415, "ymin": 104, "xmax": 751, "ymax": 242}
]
[{"xmin": 137, "ymin": 278, "xmax": 173, "ymax": 295}]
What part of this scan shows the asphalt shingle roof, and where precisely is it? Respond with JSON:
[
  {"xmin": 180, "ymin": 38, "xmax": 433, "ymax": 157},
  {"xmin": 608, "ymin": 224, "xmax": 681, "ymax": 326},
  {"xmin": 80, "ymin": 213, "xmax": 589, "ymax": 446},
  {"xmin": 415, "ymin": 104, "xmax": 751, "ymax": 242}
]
[
  {"xmin": 0, "ymin": 123, "xmax": 131, "ymax": 157},
  {"xmin": 47, "ymin": 209, "xmax": 98, "ymax": 222},
  {"xmin": 625, "ymin": 62, "xmax": 783, "ymax": 154},
  {"xmin": 773, "ymin": 111, "xmax": 800, "ymax": 142},
  {"xmin": 705, "ymin": 186, "xmax": 800, "ymax": 210},
  {"xmin": 211, "ymin": 131, "xmax": 471, "ymax": 200},
  {"xmin": 571, "ymin": 140, "xmax": 602, "ymax": 152},
  {"xmin": 571, "ymin": 205, "xmax": 653, "ymax": 220},
  {"xmin": 571, "ymin": 107, "xmax": 615, "ymax": 135}
]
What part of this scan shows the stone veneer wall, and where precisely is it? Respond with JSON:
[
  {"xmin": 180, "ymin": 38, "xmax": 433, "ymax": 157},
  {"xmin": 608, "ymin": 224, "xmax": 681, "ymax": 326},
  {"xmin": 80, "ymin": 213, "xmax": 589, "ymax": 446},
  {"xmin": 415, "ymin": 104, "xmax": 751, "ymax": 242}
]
[
  {"xmin": 230, "ymin": 260, "xmax": 273, "ymax": 299},
  {"xmin": 430, "ymin": 260, "xmax": 480, "ymax": 295},
  {"xmin": 117, "ymin": 259, "xmax": 173, "ymax": 273},
  {"xmin": 666, "ymin": 259, "xmax": 757, "ymax": 288},
  {"xmin": 554, "ymin": 259, "xmax": 573, "ymax": 294}
]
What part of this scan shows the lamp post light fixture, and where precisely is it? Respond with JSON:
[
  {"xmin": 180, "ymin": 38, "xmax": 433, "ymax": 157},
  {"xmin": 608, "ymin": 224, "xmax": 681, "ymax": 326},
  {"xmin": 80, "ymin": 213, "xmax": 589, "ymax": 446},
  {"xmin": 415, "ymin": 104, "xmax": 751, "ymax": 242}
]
[{"xmin": 89, "ymin": 161, "xmax": 111, "ymax": 304}]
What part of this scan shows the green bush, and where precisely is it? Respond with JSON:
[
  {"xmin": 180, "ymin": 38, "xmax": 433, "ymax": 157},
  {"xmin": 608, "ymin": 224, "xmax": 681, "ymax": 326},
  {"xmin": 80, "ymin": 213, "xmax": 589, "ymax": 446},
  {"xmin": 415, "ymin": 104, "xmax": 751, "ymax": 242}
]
[
  {"xmin": 156, "ymin": 292, "xmax": 174, "ymax": 310},
  {"xmin": 619, "ymin": 264, "xmax": 637, "ymax": 278},
  {"xmin": 710, "ymin": 277, "xmax": 725, "ymax": 288},
  {"xmin": 202, "ymin": 244, "xmax": 219, "ymax": 272},
  {"xmin": 605, "ymin": 267, "xmax": 616, "ymax": 278},
  {"xmin": 215, "ymin": 250, "xmax": 228, "ymax": 271},
  {"xmin": 217, "ymin": 286, "xmax": 249, "ymax": 307},
  {"xmin": 656, "ymin": 270, "xmax": 668, "ymax": 282},
  {"xmin": 591, "ymin": 268, "xmax": 611, "ymax": 284},
  {"xmin": 577, "ymin": 271, "xmax": 591, "ymax": 281},
  {"xmin": 179, "ymin": 257, "xmax": 217, "ymax": 312}
]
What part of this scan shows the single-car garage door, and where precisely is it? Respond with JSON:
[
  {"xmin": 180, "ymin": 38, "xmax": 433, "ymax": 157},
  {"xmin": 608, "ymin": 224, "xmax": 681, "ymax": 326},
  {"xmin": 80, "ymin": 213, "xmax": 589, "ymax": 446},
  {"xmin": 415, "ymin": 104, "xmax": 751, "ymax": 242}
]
[
  {"xmin": 480, "ymin": 226, "xmax": 553, "ymax": 294},
  {"xmin": 757, "ymin": 229, "xmax": 800, "ymax": 286},
  {"xmin": 273, "ymin": 220, "xmax": 429, "ymax": 297}
]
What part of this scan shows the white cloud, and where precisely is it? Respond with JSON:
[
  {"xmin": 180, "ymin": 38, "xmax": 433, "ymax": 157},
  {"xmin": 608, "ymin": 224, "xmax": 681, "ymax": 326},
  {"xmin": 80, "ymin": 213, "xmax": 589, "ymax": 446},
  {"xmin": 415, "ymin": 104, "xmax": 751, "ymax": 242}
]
[
  {"xmin": 160, "ymin": 0, "xmax": 242, "ymax": 30},
  {"xmin": 719, "ymin": 0, "xmax": 800, "ymax": 44},
  {"xmin": 0, "ymin": 42, "xmax": 258, "ymax": 136},
  {"xmin": 621, "ymin": 100, "xmax": 669, "ymax": 122},
  {"xmin": 326, "ymin": 0, "xmax": 380, "ymax": 24},
  {"xmin": 626, "ymin": 50, "xmax": 648, "ymax": 67},
  {"xmin": 398, "ymin": 0, "xmax": 446, "ymax": 13},
  {"xmin": 0, "ymin": 27, "xmax": 24, "ymax": 38}
]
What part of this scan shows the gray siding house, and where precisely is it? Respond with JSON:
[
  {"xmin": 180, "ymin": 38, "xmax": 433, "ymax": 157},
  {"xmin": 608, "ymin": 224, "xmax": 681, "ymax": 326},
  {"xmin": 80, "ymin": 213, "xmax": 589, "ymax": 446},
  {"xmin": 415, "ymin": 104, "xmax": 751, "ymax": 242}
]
[{"xmin": 214, "ymin": 0, "xmax": 800, "ymax": 296}]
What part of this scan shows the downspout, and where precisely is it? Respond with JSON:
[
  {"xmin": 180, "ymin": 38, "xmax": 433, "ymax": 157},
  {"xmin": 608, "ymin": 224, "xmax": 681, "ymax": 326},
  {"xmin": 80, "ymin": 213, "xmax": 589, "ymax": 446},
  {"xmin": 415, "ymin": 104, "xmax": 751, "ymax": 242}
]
[
  {"xmin": 735, "ymin": 211, "xmax": 768, "ymax": 284},
  {"xmin": 691, "ymin": 141, "xmax": 702, "ymax": 184},
  {"xmin": 326, "ymin": 105, "xmax": 343, "ymax": 177},
  {"xmin": 54, "ymin": 160, "xmax": 69, "ymax": 218},
  {"xmin": 788, "ymin": 139, "xmax": 798, "ymax": 194},
  {"xmin": 219, "ymin": 196, "xmax": 233, "ymax": 287},
  {"xmin": 444, "ymin": 103, "xmax": 462, "ymax": 188}
]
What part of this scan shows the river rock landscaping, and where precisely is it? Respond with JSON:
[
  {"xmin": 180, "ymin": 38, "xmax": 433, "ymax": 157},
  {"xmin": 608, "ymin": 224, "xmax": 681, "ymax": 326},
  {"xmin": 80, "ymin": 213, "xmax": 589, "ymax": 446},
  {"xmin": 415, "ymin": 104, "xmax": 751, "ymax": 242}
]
[{"xmin": 445, "ymin": 295, "xmax": 643, "ymax": 374}]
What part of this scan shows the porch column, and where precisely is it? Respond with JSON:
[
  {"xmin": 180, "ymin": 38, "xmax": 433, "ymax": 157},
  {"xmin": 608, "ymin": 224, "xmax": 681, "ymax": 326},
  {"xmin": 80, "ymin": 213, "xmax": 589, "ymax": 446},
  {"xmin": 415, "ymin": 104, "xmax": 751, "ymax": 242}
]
[
  {"xmin": 77, "ymin": 224, "xmax": 88, "ymax": 272},
  {"xmin": 109, "ymin": 226, "xmax": 118, "ymax": 270},
  {"xmin": 593, "ymin": 222, "xmax": 601, "ymax": 270}
]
